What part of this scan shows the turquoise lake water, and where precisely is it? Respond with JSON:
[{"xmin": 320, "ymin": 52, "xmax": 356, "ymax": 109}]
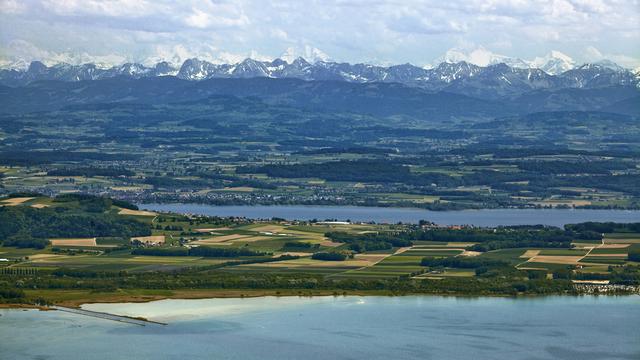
[
  {"xmin": 1, "ymin": 295, "xmax": 639, "ymax": 360},
  {"xmin": 139, "ymin": 203, "xmax": 640, "ymax": 227}
]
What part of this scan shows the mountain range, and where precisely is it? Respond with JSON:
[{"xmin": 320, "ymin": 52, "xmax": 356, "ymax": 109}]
[
  {"xmin": 1, "ymin": 73, "xmax": 638, "ymax": 119},
  {"xmin": 1, "ymin": 55, "xmax": 638, "ymax": 100}
]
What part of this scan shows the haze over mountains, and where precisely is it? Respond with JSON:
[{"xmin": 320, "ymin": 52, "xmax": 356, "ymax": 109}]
[
  {"xmin": 1, "ymin": 51, "xmax": 638, "ymax": 99},
  {"xmin": 1, "ymin": 48, "xmax": 638, "ymax": 119}
]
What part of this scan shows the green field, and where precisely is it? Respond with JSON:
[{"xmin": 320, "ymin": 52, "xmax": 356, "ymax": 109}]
[{"xmin": 1, "ymin": 196, "xmax": 639, "ymax": 305}]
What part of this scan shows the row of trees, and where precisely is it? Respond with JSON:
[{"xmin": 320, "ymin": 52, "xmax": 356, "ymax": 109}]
[
  {"xmin": 325, "ymin": 231, "xmax": 412, "ymax": 252},
  {"xmin": 131, "ymin": 246, "xmax": 267, "ymax": 257},
  {"xmin": 326, "ymin": 225, "xmax": 595, "ymax": 253},
  {"xmin": 311, "ymin": 252, "xmax": 348, "ymax": 261}
]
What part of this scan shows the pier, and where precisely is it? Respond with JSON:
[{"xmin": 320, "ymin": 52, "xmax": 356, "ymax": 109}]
[{"xmin": 52, "ymin": 306, "xmax": 167, "ymax": 326}]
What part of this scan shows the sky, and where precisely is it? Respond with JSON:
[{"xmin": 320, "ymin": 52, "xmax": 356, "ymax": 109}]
[{"xmin": 0, "ymin": 0, "xmax": 638, "ymax": 69}]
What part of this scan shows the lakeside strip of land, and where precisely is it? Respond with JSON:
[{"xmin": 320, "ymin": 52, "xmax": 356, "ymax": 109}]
[
  {"xmin": 1, "ymin": 289, "xmax": 396, "ymax": 309},
  {"xmin": 3, "ymin": 286, "xmax": 639, "ymax": 311}
]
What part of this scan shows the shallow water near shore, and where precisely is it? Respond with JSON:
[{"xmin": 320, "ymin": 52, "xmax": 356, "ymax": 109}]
[
  {"xmin": 139, "ymin": 203, "xmax": 640, "ymax": 227},
  {"xmin": 2, "ymin": 295, "xmax": 639, "ymax": 360}
]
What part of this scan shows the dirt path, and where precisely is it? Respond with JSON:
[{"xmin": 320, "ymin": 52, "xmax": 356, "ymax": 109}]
[
  {"xmin": 577, "ymin": 237, "xmax": 605, "ymax": 263},
  {"xmin": 351, "ymin": 246, "xmax": 413, "ymax": 272},
  {"xmin": 393, "ymin": 246, "xmax": 413, "ymax": 255},
  {"xmin": 516, "ymin": 237, "xmax": 606, "ymax": 269}
]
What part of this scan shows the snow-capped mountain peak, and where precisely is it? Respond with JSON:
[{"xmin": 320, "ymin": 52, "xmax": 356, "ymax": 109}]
[
  {"xmin": 530, "ymin": 50, "xmax": 575, "ymax": 75},
  {"xmin": 591, "ymin": 59, "xmax": 626, "ymax": 72},
  {"xmin": 436, "ymin": 48, "xmax": 578, "ymax": 75},
  {"xmin": 436, "ymin": 46, "xmax": 529, "ymax": 69},
  {"xmin": 1, "ymin": 56, "xmax": 636, "ymax": 98},
  {"xmin": 280, "ymin": 46, "xmax": 330, "ymax": 64}
]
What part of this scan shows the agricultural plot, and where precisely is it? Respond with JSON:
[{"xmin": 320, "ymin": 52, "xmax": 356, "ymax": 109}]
[
  {"xmin": 603, "ymin": 237, "xmax": 640, "ymax": 244},
  {"xmin": 192, "ymin": 234, "xmax": 252, "ymax": 244},
  {"xmin": 513, "ymin": 230, "xmax": 639, "ymax": 270},
  {"xmin": 194, "ymin": 227, "xmax": 231, "ymax": 233},
  {"xmin": 525, "ymin": 256, "xmax": 584, "ymax": 265},
  {"xmin": 338, "ymin": 244, "xmax": 460, "ymax": 279},
  {"xmin": 538, "ymin": 249, "xmax": 589, "ymax": 256},
  {"xmin": 15, "ymin": 251, "xmax": 229, "ymax": 272},
  {"xmin": 0, "ymin": 197, "xmax": 35, "ymax": 206},
  {"xmin": 2, "ymin": 194, "xmax": 638, "ymax": 290},
  {"xmin": 480, "ymin": 249, "xmax": 530, "ymax": 265},
  {"xmin": 118, "ymin": 208, "xmax": 157, "ymax": 216},
  {"xmin": 414, "ymin": 269, "xmax": 475, "ymax": 279},
  {"xmin": 50, "ymin": 238, "xmax": 98, "ymax": 247},
  {"xmin": 230, "ymin": 256, "xmax": 374, "ymax": 275},
  {"xmin": 403, "ymin": 248, "xmax": 464, "ymax": 257}
]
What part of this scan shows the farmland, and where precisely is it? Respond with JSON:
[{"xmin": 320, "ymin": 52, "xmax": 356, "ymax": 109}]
[
  {"xmin": 1, "ymin": 194, "xmax": 639, "ymax": 306},
  {"xmin": 0, "ymin": 96, "xmax": 638, "ymax": 212}
]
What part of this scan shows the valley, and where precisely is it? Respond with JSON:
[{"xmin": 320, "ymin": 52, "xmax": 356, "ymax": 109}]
[{"xmin": 0, "ymin": 73, "xmax": 638, "ymax": 211}]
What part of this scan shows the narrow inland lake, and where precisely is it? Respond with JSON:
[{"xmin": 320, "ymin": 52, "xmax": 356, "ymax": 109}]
[
  {"xmin": 138, "ymin": 204, "xmax": 640, "ymax": 227},
  {"xmin": 1, "ymin": 296, "xmax": 639, "ymax": 360}
]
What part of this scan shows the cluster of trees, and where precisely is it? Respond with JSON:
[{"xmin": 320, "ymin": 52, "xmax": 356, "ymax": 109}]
[
  {"xmin": 47, "ymin": 167, "xmax": 135, "ymax": 177},
  {"xmin": 311, "ymin": 252, "xmax": 348, "ymax": 261},
  {"xmin": 295, "ymin": 146, "xmax": 393, "ymax": 155},
  {"xmin": 1, "ymin": 268, "xmax": 580, "ymax": 303},
  {"xmin": 0, "ymin": 198, "xmax": 150, "ymax": 248},
  {"xmin": 324, "ymin": 226, "xmax": 583, "ymax": 253},
  {"xmin": 420, "ymin": 257, "xmax": 509, "ymax": 269},
  {"xmin": 3, "ymin": 230, "xmax": 49, "ymax": 249},
  {"xmin": 53, "ymin": 193, "xmax": 139, "ymax": 211},
  {"xmin": 406, "ymin": 226, "xmax": 581, "ymax": 252},
  {"xmin": 0, "ymin": 150, "xmax": 137, "ymax": 166},
  {"xmin": 325, "ymin": 231, "xmax": 412, "ymax": 252},
  {"xmin": 131, "ymin": 246, "xmax": 267, "ymax": 257},
  {"xmin": 325, "ymin": 224, "xmax": 614, "ymax": 253},
  {"xmin": 238, "ymin": 160, "xmax": 412, "ymax": 183},
  {"xmin": 420, "ymin": 257, "xmax": 511, "ymax": 275},
  {"xmin": 143, "ymin": 176, "xmax": 211, "ymax": 189},
  {"xmin": 565, "ymin": 222, "xmax": 640, "ymax": 234},
  {"xmin": 282, "ymin": 241, "xmax": 319, "ymax": 251},
  {"xmin": 237, "ymin": 157, "xmax": 640, "ymax": 199},
  {"xmin": 0, "ymin": 286, "xmax": 26, "ymax": 302},
  {"xmin": 536, "ymin": 175, "xmax": 640, "ymax": 196},
  {"xmin": 516, "ymin": 160, "xmax": 631, "ymax": 175},
  {"xmin": 228, "ymin": 178, "xmax": 277, "ymax": 190},
  {"xmin": 572, "ymin": 266, "xmax": 640, "ymax": 285}
]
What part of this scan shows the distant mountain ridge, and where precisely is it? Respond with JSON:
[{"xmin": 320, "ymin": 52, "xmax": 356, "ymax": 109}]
[
  {"xmin": 1, "ymin": 75, "xmax": 637, "ymax": 119},
  {"xmin": 1, "ymin": 57, "xmax": 638, "ymax": 99}
]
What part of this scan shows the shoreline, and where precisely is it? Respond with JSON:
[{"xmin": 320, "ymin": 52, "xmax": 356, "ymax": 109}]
[
  {"xmin": 3, "ymin": 288, "xmax": 638, "ymax": 310},
  {"xmin": 137, "ymin": 203, "xmax": 640, "ymax": 227},
  {"xmin": 139, "ymin": 202, "xmax": 640, "ymax": 212}
]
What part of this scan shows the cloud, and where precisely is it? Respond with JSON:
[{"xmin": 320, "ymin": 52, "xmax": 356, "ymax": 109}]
[
  {"xmin": 385, "ymin": 8, "xmax": 469, "ymax": 35},
  {"xmin": 583, "ymin": 45, "xmax": 640, "ymax": 68},
  {"xmin": 280, "ymin": 46, "xmax": 330, "ymax": 63},
  {"xmin": 42, "ymin": 0, "xmax": 155, "ymax": 18},
  {"xmin": 0, "ymin": 39, "xmax": 128, "ymax": 68},
  {"xmin": 183, "ymin": 3, "xmax": 250, "ymax": 30},
  {"xmin": 0, "ymin": 0, "xmax": 638, "ymax": 68},
  {"xmin": 0, "ymin": 0, "xmax": 27, "ymax": 14}
]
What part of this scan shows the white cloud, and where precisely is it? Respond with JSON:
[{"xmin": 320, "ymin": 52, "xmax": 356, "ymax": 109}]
[
  {"xmin": 0, "ymin": 0, "xmax": 637, "ymax": 68},
  {"xmin": 0, "ymin": 39, "xmax": 128, "ymax": 67},
  {"xmin": 270, "ymin": 29, "xmax": 289, "ymax": 41},
  {"xmin": 584, "ymin": 45, "xmax": 604, "ymax": 61},
  {"xmin": 434, "ymin": 44, "xmax": 530, "ymax": 68},
  {"xmin": 280, "ymin": 46, "xmax": 330, "ymax": 63},
  {"xmin": 42, "ymin": 0, "xmax": 155, "ymax": 17},
  {"xmin": 0, "ymin": 0, "xmax": 26, "ymax": 14},
  {"xmin": 583, "ymin": 45, "xmax": 640, "ymax": 68},
  {"xmin": 183, "ymin": 5, "xmax": 249, "ymax": 29}
]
